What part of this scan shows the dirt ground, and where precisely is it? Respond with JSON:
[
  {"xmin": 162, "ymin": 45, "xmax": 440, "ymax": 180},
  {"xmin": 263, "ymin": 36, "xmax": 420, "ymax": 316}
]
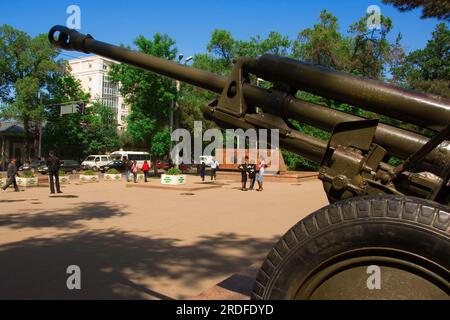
[{"xmin": 0, "ymin": 176, "xmax": 328, "ymax": 300}]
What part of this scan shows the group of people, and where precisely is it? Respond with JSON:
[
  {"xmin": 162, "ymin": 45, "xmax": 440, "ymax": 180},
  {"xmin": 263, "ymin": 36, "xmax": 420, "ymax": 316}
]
[
  {"xmin": 198, "ymin": 156, "xmax": 266, "ymax": 192},
  {"xmin": 199, "ymin": 158, "xmax": 219, "ymax": 182},
  {"xmin": 1, "ymin": 151, "xmax": 62, "ymax": 194},
  {"xmin": 123, "ymin": 158, "xmax": 151, "ymax": 183},
  {"xmin": 238, "ymin": 156, "xmax": 266, "ymax": 191}
]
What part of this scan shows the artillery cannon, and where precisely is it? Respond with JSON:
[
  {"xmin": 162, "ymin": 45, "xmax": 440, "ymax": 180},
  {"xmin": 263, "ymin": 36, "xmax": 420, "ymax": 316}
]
[{"xmin": 48, "ymin": 26, "xmax": 450, "ymax": 300}]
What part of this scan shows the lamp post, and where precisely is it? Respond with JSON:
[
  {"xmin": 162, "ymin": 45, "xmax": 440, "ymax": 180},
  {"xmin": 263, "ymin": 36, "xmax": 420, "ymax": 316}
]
[{"xmin": 170, "ymin": 54, "xmax": 193, "ymax": 167}]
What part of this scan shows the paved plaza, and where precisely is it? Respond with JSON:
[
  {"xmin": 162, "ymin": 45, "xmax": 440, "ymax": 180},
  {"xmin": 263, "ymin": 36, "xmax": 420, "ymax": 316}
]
[{"xmin": 0, "ymin": 175, "xmax": 328, "ymax": 299}]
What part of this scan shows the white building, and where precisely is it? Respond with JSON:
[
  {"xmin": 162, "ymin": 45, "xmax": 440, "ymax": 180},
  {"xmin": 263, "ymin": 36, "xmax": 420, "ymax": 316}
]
[{"xmin": 68, "ymin": 55, "xmax": 129, "ymax": 130}]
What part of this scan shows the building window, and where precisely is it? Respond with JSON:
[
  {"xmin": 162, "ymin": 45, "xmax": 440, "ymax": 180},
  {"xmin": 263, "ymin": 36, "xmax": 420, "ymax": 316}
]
[
  {"xmin": 102, "ymin": 75, "xmax": 119, "ymax": 113},
  {"xmin": 121, "ymin": 115, "xmax": 126, "ymax": 121},
  {"xmin": 121, "ymin": 103, "xmax": 126, "ymax": 110}
]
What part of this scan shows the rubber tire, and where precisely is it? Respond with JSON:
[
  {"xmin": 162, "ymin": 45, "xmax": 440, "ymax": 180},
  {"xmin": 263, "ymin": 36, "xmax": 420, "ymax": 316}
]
[{"xmin": 251, "ymin": 195, "xmax": 450, "ymax": 300}]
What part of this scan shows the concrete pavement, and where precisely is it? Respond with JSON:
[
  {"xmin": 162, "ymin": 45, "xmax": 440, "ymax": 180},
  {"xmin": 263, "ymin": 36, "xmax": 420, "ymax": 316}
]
[{"xmin": 0, "ymin": 175, "xmax": 328, "ymax": 299}]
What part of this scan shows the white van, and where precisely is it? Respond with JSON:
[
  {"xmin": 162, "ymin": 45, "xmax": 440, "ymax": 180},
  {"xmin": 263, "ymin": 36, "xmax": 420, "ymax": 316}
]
[
  {"xmin": 111, "ymin": 151, "xmax": 151, "ymax": 167},
  {"xmin": 81, "ymin": 155, "xmax": 112, "ymax": 171}
]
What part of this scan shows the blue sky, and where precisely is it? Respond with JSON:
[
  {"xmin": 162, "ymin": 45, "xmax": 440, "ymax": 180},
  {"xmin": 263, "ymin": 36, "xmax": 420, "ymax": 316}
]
[{"xmin": 0, "ymin": 0, "xmax": 446, "ymax": 60}]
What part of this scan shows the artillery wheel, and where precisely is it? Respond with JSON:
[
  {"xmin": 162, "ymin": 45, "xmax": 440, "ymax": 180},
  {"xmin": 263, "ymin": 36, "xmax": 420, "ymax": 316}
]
[{"xmin": 251, "ymin": 195, "xmax": 450, "ymax": 300}]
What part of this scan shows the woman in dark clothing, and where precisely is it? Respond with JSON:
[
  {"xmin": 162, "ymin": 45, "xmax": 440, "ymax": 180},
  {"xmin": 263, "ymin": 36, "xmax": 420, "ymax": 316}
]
[
  {"xmin": 247, "ymin": 160, "xmax": 257, "ymax": 190},
  {"xmin": 199, "ymin": 161, "xmax": 206, "ymax": 182},
  {"xmin": 237, "ymin": 156, "xmax": 249, "ymax": 191}
]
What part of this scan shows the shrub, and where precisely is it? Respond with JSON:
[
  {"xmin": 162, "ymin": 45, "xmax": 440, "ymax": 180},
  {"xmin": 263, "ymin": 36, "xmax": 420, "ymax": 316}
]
[
  {"xmin": 59, "ymin": 170, "xmax": 68, "ymax": 176},
  {"xmin": 81, "ymin": 170, "xmax": 97, "ymax": 176},
  {"xmin": 21, "ymin": 170, "xmax": 36, "ymax": 178},
  {"xmin": 167, "ymin": 168, "xmax": 183, "ymax": 175},
  {"xmin": 106, "ymin": 168, "xmax": 120, "ymax": 174}
]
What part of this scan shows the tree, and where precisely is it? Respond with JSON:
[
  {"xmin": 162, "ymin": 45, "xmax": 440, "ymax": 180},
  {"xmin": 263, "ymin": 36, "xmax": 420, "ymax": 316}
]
[
  {"xmin": 393, "ymin": 23, "xmax": 450, "ymax": 98},
  {"xmin": 0, "ymin": 25, "xmax": 62, "ymax": 159},
  {"xmin": 292, "ymin": 10, "xmax": 351, "ymax": 70},
  {"xmin": 42, "ymin": 72, "xmax": 91, "ymax": 160},
  {"xmin": 382, "ymin": 0, "xmax": 450, "ymax": 21},
  {"xmin": 108, "ymin": 33, "xmax": 177, "ymax": 168},
  {"xmin": 348, "ymin": 14, "xmax": 395, "ymax": 79},
  {"xmin": 83, "ymin": 101, "xmax": 121, "ymax": 154}
]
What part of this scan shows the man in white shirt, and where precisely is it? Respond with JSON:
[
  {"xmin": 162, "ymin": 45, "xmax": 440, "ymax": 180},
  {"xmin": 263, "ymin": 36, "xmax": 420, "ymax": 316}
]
[{"xmin": 210, "ymin": 158, "xmax": 219, "ymax": 181}]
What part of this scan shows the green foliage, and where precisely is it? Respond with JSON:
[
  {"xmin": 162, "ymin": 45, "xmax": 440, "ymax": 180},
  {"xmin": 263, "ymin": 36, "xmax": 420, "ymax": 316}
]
[
  {"xmin": 106, "ymin": 168, "xmax": 120, "ymax": 174},
  {"xmin": 150, "ymin": 128, "xmax": 171, "ymax": 158},
  {"xmin": 382, "ymin": 0, "xmax": 450, "ymax": 21},
  {"xmin": 293, "ymin": 10, "xmax": 352, "ymax": 69},
  {"xmin": 392, "ymin": 23, "xmax": 450, "ymax": 98},
  {"xmin": 58, "ymin": 170, "xmax": 68, "ymax": 176},
  {"xmin": 21, "ymin": 170, "xmax": 36, "ymax": 178},
  {"xmin": 81, "ymin": 170, "xmax": 97, "ymax": 176},
  {"xmin": 0, "ymin": 25, "xmax": 62, "ymax": 158},
  {"xmin": 283, "ymin": 150, "xmax": 319, "ymax": 171},
  {"xmin": 108, "ymin": 33, "xmax": 177, "ymax": 154},
  {"xmin": 167, "ymin": 168, "xmax": 183, "ymax": 175},
  {"xmin": 83, "ymin": 101, "xmax": 121, "ymax": 154}
]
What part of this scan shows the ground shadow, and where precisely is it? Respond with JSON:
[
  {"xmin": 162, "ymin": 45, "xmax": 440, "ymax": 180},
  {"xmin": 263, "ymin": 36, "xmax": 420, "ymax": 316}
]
[
  {"xmin": 0, "ymin": 202, "xmax": 128, "ymax": 229},
  {"xmin": 49, "ymin": 195, "xmax": 79, "ymax": 199},
  {"xmin": 0, "ymin": 230, "xmax": 278, "ymax": 300}
]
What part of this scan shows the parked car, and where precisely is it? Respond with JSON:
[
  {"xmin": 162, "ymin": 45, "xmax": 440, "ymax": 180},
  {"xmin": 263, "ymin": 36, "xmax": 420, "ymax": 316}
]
[
  {"xmin": 99, "ymin": 160, "xmax": 125, "ymax": 173},
  {"xmin": 19, "ymin": 160, "xmax": 45, "ymax": 173},
  {"xmin": 156, "ymin": 160, "xmax": 171, "ymax": 170},
  {"xmin": 81, "ymin": 155, "xmax": 112, "ymax": 171},
  {"xmin": 38, "ymin": 160, "xmax": 81, "ymax": 175},
  {"xmin": 156, "ymin": 160, "xmax": 191, "ymax": 172}
]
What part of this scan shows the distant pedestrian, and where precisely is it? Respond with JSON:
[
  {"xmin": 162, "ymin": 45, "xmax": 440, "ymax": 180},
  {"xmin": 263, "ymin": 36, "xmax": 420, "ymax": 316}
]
[
  {"xmin": 2, "ymin": 158, "xmax": 19, "ymax": 192},
  {"xmin": 199, "ymin": 161, "xmax": 206, "ymax": 182},
  {"xmin": 131, "ymin": 160, "xmax": 139, "ymax": 183},
  {"xmin": 238, "ymin": 156, "xmax": 249, "ymax": 191},
  {"xmin": 124, "ymin": 157, "xmax": 131, "ymax": 182},
  {"xmin": 142, "ymin": 160, "xmax": 150, "ymax": 182},
  {"xmin": 248, "ymin": 160, "xmax": 257, "ymax": 190},
  {"xmin": 210, "ymin": 158, "xmax": 219, "ymax": 181},
  {"xmin": 257, "ymin": 157, "xmax": 266, "ymax": 192},
  {"xmin": 47, "ymin": 151, "xmax": 62, "ymax": 194}
]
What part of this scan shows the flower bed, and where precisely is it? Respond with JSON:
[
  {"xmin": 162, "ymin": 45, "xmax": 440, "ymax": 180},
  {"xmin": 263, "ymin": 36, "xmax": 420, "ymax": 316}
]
[
  {"xmin": 17, "ymin": 170, "xmax": 38, "ymax": 187},
  {"xmin": 161, "ymin": 168, "xmax": 186, "ymax": 185},
  {"xmin": 54, "ymin": 171, "xmax": 70, "ymax": 184},
  {"xmin": 79, "ymin": 170, "xmax": 100, "ymax": 183},
  {"xmin": 104, "ymin": 169, "xmax": 122, "ymax": 181}
]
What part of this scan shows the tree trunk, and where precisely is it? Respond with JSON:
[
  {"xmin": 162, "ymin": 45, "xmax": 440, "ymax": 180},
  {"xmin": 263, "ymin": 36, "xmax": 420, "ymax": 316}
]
[
  {"xmin": 23, "ymin": 118, "xmax": 31, "ymax": 162},
  {"xmin": 152, "ymin": 158, "xmax": 158, "ymax": 176}
]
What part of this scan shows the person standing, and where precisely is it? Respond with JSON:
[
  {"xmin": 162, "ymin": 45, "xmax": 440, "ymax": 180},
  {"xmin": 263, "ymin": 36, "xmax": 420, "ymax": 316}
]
[
  {"xmin": 2, "ymin": 158, "xmax": 19, "ymax": 192},
  {"xmin": 124, "ymin": 157, "xmax": 131, "ymax": 182},
  {"xmin": 131, "ymin": 160, "xmax": 139, "ymax": 183},
  {"xmin": 210, "ymin": 158, "xmax": 219, "ymax": 181},
  {"xmin": 257, "ymin": 157, "xmax": 266, "ymax": 192},
  {"xmin": 238, "ymin": 156, "xmax": 249, "ymax": 191},
  {"xmin": 199, "ymin": 161, "xmax": 206, "ymax": 182},
  {"xmin": 47, "ymin": 151, "xmax": 62, "ymax": 194},
  {"xmin": 142, "ymin": 160, "xmax": 150, "ymax": 183},
  {"xmin": 248, "ymin": 160, "xmax": 257, "ymax": 190}
]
